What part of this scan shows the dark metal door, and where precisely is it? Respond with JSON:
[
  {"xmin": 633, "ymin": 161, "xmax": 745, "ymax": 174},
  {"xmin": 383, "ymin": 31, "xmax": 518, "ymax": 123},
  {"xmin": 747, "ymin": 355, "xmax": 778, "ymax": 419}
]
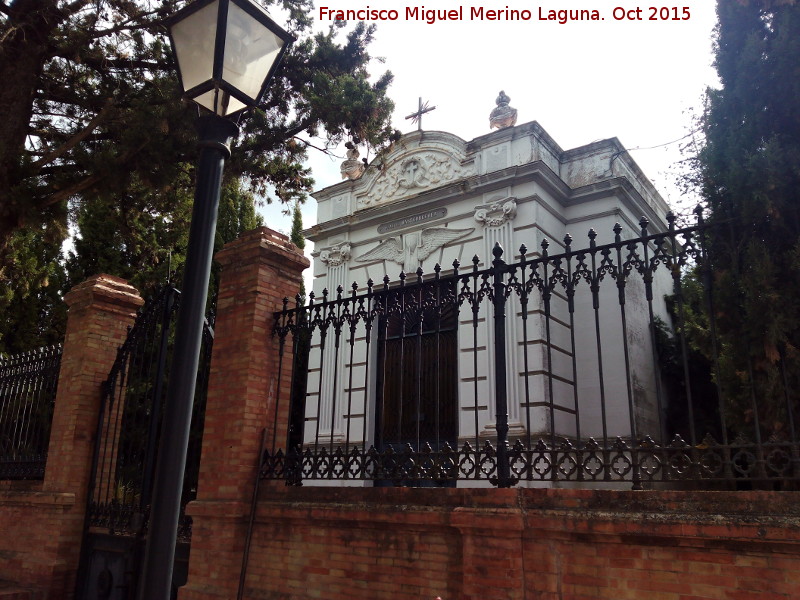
[{"xmin": 375, "ymin": 285, "xmax": 458, "ymax": 486}]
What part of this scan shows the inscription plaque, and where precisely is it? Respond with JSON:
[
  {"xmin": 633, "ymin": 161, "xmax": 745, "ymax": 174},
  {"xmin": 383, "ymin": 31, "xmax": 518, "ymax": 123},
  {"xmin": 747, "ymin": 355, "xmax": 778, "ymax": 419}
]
[{"xmin": 377, "ymin": 208, "xmax": 447, "ymax": 234}]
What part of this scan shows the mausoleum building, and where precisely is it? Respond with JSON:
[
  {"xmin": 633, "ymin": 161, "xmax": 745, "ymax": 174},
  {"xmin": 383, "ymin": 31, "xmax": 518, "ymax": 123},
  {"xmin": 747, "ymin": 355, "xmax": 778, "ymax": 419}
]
[{"xmin": 301, "ymin": 99, "xmax": 673, "ymax": 485}]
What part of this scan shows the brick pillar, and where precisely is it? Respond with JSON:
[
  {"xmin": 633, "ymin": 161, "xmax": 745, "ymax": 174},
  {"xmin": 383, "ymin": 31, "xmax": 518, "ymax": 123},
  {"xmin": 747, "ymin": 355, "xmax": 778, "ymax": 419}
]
[
  {"xmin": 181, "ymin": 227, "xmax": 308, "ymax": 600},
  {"xmin": 40, "ymin": 275, "xmax": 143, "ymax": 594}
]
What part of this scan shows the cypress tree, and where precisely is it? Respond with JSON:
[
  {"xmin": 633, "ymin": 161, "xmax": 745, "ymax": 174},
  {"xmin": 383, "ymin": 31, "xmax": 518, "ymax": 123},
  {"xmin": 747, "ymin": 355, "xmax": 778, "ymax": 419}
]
[
  {"xmin": 696, "ymin": 0, "xmax": 800, "ymax": 437},
  {"xmin": 289, "ymin": 201, "xmax": 306, "ymax": 298}
]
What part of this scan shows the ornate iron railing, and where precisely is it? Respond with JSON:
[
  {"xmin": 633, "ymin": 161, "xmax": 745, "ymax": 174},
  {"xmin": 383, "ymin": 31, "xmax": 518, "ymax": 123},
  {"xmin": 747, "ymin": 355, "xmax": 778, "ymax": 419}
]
[
  {"xmin": 0, "ymin": 344, "xmax": 62, "ymax": 479},
  {"xmin": 265, "ymin": 211, "xmax": 800, "ymax": 488}
]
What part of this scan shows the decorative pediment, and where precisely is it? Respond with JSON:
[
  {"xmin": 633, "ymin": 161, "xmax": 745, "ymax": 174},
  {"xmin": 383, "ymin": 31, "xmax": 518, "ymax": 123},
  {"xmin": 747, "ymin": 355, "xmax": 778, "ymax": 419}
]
[{"xmin": 354, "ymin": 132, "xmax": 473, "ymax": 210}]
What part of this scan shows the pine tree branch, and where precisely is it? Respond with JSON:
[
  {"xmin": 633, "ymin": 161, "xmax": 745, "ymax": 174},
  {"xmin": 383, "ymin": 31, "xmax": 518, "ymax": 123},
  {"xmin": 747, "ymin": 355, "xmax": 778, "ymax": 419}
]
[
  {"xmin": 292, "ymin": 136, "xmax": 338, "ymax": 156},
  {"xmin": 282, "ymin": 117, "xmax": 316, "ymax": 140},
  {"xmin": 59, "ymin": 0, "xmax": 95, "ymax": 19},
  {"xmin": 39, "ymin": 139, "xmax": 147, "ymax": 208},
  {"xmin": 42, "ymin": 173, "xmax": 102, "ymax": 205},
  {"xmin": 62, "ymin": 53, "xmax": 163, "ymax": 72},
  {"xmin": 32, "ymin": 98, "xmax": 114, "ymax": 169},
  {"xmin": 88, "ymin": 10, "xmax": 164, "ymax": 39},
  {"xmin": 36, "ymin": 81, "xmax": 99, "ymax": 110}
]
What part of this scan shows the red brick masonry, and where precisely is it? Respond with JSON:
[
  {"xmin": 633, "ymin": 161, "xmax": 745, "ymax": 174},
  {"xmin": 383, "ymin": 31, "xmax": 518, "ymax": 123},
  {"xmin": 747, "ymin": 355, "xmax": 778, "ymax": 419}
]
[
  {"xmin": 0, "ymin": 275, "xmax": 143, "ymax": 597},
  {"xmin": 182, "ymin": 486, "xmax": 800, "ymax": 600},
  {"xmin": 2, "ymin": 234, "xmax": 799, "ymax": 600},
  {"xmin": 180, "ymin": 228, "xmax": 800, "ymax": 600}
]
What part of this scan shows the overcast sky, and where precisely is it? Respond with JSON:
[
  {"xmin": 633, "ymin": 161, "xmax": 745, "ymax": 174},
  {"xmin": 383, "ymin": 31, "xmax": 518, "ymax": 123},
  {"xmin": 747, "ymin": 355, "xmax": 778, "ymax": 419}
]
[{"xmin": 260, "ymin": 0, "xmax": 719, "ymax": 247}]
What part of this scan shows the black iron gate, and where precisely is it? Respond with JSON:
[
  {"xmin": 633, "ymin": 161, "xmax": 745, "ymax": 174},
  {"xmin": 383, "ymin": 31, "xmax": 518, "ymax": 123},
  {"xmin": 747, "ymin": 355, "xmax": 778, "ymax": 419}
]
[{"xmin": 77, "ymin": 285, "xmax": 214, "ymax": 599}]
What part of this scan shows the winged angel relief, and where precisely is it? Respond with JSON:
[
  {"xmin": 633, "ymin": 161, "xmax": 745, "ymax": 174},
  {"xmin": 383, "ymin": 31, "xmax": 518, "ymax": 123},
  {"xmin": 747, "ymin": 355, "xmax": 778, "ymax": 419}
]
[{"xmin": 355, "ymin": 227, "xmax": 474, "ymax": 274}]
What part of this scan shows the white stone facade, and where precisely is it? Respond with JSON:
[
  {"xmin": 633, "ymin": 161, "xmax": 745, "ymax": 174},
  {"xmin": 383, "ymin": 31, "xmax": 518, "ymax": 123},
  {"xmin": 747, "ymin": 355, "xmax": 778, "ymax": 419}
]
[{"xmin": 303, "ymin": 122, "xmax": 673, "ymax": 484}]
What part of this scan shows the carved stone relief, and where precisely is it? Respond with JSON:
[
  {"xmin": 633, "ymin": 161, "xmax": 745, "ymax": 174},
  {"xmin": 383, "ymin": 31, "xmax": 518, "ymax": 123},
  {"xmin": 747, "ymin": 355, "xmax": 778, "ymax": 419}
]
[
  {"xmin": 340, "ymin": 142, "xmax": 365, "ymax": 181},
  {"xmin": 319, "ymin": 242, "xmax": 352, "ymax": 268},
  {"xmin": 358, "ymin": 151, "xmax": 473, "ymax": 209},
  {"xmin": 474, "ymin": 198, "xmax": 518, "ymax": 227},
  {"xmin": 355, "ymin": 227, "xmax": 473, "ymax": 273}
]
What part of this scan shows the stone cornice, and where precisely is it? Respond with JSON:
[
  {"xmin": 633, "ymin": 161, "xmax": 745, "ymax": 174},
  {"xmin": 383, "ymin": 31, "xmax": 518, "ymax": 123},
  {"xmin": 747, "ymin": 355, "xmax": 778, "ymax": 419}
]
[
  {"xmin": 311, "ymin": 122, "xmax": 668, "ymax": 235},
  {"xmin": 307, "ymin": 165, "xmax": 666, "ymax": 245}
]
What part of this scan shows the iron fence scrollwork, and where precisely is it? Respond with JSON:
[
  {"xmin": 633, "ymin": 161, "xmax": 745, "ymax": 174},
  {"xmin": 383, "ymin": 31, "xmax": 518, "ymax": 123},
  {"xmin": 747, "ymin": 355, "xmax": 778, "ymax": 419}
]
[
  {"xmin": 264, "ymin": 212, "xmax": 800, "ymax": 489},
  {"xmin": 0, "ymin": 344, "xmax": 62, "ymax": 480}
]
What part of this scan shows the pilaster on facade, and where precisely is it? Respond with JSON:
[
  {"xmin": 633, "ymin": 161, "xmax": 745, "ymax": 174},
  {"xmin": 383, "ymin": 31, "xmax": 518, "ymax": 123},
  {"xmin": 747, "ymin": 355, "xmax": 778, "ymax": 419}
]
[
  {"xmin": 311, "ymin": 253, "xmax": 351, "ymax": 445},
  {"xmin": 474, "ymin": 199, "xmax": 526, "ymax": 439}
]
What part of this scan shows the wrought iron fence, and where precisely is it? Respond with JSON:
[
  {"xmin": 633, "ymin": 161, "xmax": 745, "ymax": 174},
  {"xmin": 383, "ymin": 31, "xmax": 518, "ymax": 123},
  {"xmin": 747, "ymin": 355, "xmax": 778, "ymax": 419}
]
[
  {"xmin": 0, "ymin": 344, "xmax": 62, "ymax": 479},
  {"xmin": 264, "ymin": 211, "xmax": 800, "ymax": 489},
  {"xmin": 86, "ymin": 285, "xmax": 213, "ymax": 539}
]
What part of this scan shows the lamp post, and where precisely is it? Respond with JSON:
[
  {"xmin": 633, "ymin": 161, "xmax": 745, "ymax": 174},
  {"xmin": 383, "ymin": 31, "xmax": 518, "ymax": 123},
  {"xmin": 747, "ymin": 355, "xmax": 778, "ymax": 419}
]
[{"xmin": 137, "ymin": 2, "xmax": 292, "ymax": 598}]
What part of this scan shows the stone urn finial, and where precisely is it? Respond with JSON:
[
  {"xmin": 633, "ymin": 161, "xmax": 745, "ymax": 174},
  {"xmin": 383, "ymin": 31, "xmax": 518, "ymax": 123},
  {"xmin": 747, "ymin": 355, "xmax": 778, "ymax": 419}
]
[
  {"xmin": 340, "ymin": 141, "xmax": 366, "ymax": 180},
  {"xmin": 489, "ymin": 90, "xmax": 518, "ymax": 130}
]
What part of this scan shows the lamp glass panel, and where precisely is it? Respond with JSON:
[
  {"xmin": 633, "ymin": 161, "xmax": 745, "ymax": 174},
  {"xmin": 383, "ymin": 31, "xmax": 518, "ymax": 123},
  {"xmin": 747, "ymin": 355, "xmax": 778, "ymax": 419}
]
[
  {"xmin": 171, "ymin": 0, "xmax": 219, "ymax": 92},
  {"xmin": 222, "ymin": 2, "xmax": 283, "ymax": 101},
  {"xmin": 194, "ymin": 89, "xmax": 247, "ymax": 116}
]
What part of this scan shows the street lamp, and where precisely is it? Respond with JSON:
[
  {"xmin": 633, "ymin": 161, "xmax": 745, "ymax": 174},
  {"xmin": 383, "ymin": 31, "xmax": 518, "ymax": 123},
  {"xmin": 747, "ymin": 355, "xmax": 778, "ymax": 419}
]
[
  {"xmin": 168, "ymin": 0, "xmax": 293, "ymax": 118},
  {"xmin": 137, "ymin": 2, "xmax": 292, "ymax": 598}
]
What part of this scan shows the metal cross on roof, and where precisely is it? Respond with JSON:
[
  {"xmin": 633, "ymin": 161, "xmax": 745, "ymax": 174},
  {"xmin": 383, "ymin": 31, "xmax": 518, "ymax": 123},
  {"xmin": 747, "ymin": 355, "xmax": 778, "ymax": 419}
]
[{"xmin": 405, "ymin": 97, "xmax": 436, "ymax": 132}]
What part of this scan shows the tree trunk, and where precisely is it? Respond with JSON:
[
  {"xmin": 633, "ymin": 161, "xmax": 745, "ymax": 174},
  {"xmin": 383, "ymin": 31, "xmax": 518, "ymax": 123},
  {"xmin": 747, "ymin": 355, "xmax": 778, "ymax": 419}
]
[{"xmin": 0, "ymin": 0, "xmax": 64, "ymax": 245}]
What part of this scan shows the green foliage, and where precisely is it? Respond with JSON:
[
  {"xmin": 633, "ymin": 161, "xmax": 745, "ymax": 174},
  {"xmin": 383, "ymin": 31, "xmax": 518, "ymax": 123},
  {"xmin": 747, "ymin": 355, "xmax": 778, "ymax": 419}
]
[
  {"xmin": 652, "ymin": 278, "xmax": 721, "ymax": 442},
  {"xmin": 65, "ymin": 172, "xmax": 194, "ymax": 296},
  {"xmin": 210, "ymin": 178, "xmax": 264, "ymax": 310},
  {"xmin": 215, "ymin": 179, "xmax": 264, "ymax": 252},
  {"xmin": 693, "ymin": 0, "xmax": 800, "ymax": 436},
  {"xmin": 0, "ymin": 0, "xmax": 394, "ymax": 349},
  {"xmin": 66, "ymin": 176, "xmax": 263, "ymax": 300},
  {"xmin": 288, "ymin": 201, "xmax": 305, "ymax": 298},
  {"xmin": 289, "ymin": 201, "xmax": 305, "ymax": 250},
  {"xmin": 0, "ymin": 228, "xmax": 66, "ymax": 354}
]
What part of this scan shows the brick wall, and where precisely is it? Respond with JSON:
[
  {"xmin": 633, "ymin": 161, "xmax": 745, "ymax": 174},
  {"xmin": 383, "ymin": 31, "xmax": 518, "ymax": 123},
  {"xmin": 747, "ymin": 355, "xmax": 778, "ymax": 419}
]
[
  {"xmin": 209, "ymin": 486, "xmax": 800, "ymax": 600},
  {"xmin": 0, "ymin": 275, "xmax": 143, "ymax": 597},
  {"xmin": 0, "ymin": 491, "xmax": 75, "ymax": 590},
  {"xmin": 182, "ymin": 226, "xmax": 800, "ymax": 600},
  {"xmin": 181, "ymin": 228, "xmax": 309, "ymax": 600}
]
